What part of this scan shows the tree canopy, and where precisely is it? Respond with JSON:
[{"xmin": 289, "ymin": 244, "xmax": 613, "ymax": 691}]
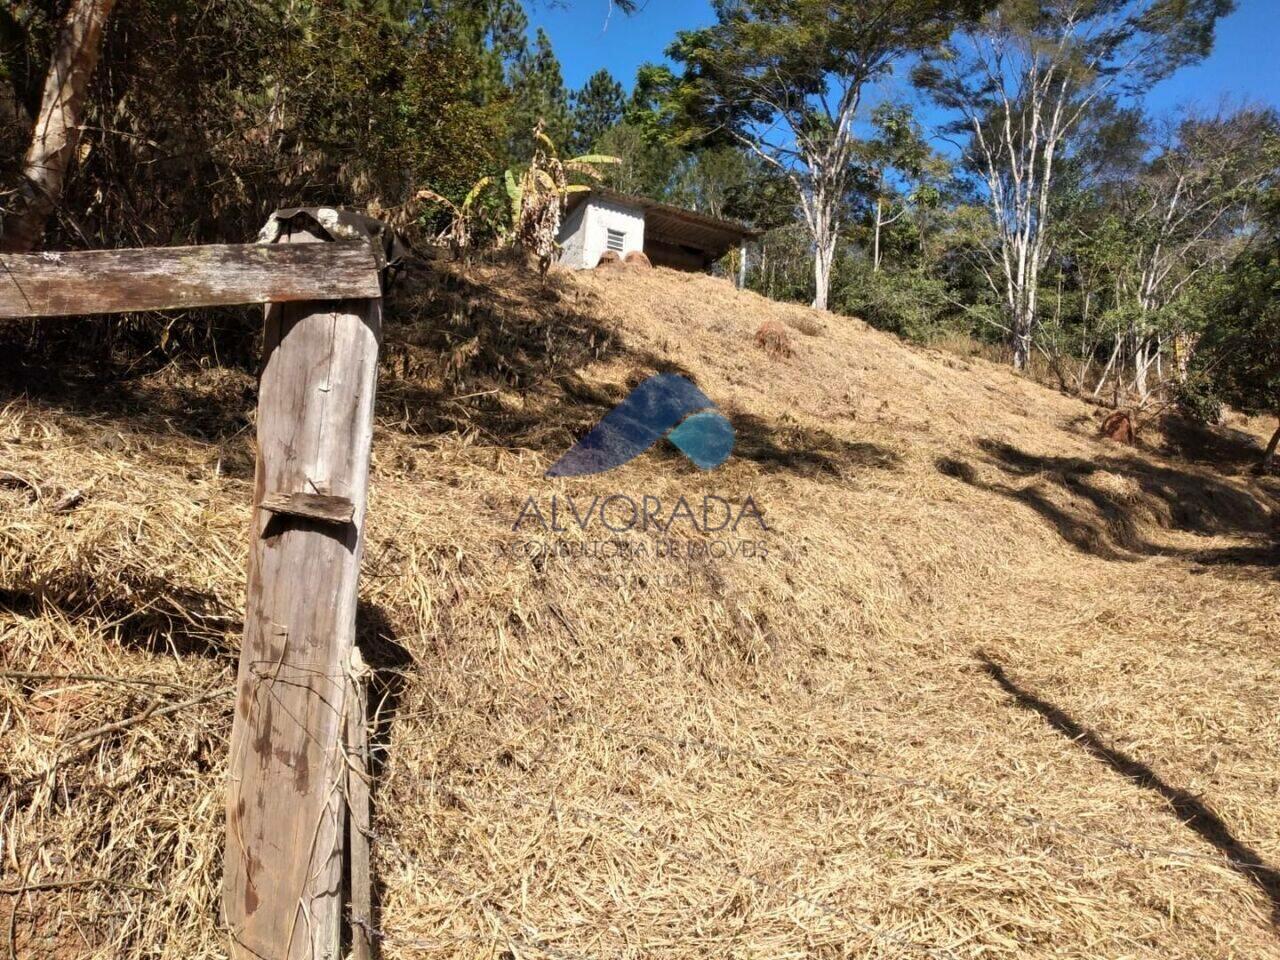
[
  {"xmin": 4, "ymin": 0, "xmax": 1278, "ymax": 454},
  {"xmin": 641, "ymin": 0, "xmax": 990, "ymax": 308}
]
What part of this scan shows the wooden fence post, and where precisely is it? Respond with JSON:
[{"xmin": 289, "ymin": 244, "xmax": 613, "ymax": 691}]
[
  {"xmin": 224, "ymin": 217, "xmax": 383, "ymax": 960},
  {"xmin": 345, "ymin": 649, "xmax": 374, "ymax": 960}
]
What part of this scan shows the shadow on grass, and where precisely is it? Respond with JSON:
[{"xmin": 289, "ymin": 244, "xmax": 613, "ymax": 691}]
[
  {"xmin": 0, "ymin": 305, "xmax": 260, "ymax": 454},
  {"xmin": 1184, "ymin": 542, "xmax": 1280, "ymax": 582},
  {"xmin": 1, "ymin": 259, "xmax": 900, "ymax": 484},
  {"xmin": 1159, "ymin": 414, "xmax": 1272, "ymax": 474},
  {"xmin": 978, "ymin": 652, "xmax": 1280, "ymax": 927},
  {"xmin": 0, "ymin": 262, "xmax": 625, "ymax": 468},
  {"xmin": 351, "ymin": 599, "xmax": 414, "ymax": 960},
  {"xmin": 0, "ymin": 582, "xmax": 236, "ymax": 661},
  {"xmin": 937, "ymin": 438, "xmax": 1275, "ymax": 570},
  {"xmin": 731, "ymin": 410, "xmax": 901, "ymax": 477}
]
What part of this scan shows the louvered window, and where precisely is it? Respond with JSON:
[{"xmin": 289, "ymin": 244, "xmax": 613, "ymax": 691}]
[{"xmin": 606, "ymin": 228, "xmax": 626, "ymax": 252}]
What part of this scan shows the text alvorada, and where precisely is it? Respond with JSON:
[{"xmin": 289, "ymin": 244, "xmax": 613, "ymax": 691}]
[{"xmin": 511, "ymin": 494, "xmax": 769, "ymax": 534}]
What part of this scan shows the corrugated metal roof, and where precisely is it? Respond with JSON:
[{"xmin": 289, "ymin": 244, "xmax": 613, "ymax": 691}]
[{"xmin": 565, "ymin": 188, "xmax": 762, "ymax": 245}]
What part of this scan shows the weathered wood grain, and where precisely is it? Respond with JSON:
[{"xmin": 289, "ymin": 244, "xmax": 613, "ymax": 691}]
[
  {"xmin": 224, "ymin": 221, "xmax": 381, "ymax": 960},
  {"xmin": 0, "ymin": 241, "xmax": 381, "ymax": 319},
  {"xmin": 260, "ymin": 492, "xmax": 356, "ymax": 525},
  {"xmin": 345, "ymin": 654, "xmax": 373, "ymax": 960}
]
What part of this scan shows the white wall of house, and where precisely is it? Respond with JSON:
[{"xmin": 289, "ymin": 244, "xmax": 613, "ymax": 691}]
[
  {"xmin": 557, "ymin": 200, "xmax": 589, "ymax": 268},
  {"xmin": 558, "ymin": 196, "xmax": 645, "ymax": 268}
]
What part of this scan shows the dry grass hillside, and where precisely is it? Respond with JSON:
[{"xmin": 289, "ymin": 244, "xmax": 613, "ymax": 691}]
[{"xmin": 2, "ymin": 261, "xmax": 1279, "ymax": 959}]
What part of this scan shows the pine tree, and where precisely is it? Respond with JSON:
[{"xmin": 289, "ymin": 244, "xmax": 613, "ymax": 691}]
[
  {"xmin": 569, "ymin": 68, "xmax": 625, "ymax": 155},
  {"xmin": 424, "ymin": 0, "xmax": 529, "ymax": 107},
  {"xmin": 509, "ymin": 28, "xmax": 570, "ymax": 158}
]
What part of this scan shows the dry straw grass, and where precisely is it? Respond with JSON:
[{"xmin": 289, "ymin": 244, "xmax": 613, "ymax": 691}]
[{"xmin": 2, "ymin": 263, "xmax": 1278, "ymax": 958}]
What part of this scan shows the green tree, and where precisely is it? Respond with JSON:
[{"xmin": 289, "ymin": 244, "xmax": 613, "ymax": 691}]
[
  {"xmin": 1188, "ymin": 241, "xmax": 1280, "ymax": 470},
  {"xmin": 859, "ymin": 102, "xmax": 944, "ymax": 274},
  {"xmin": 1, "ymin": 0, "xmax": 117, "ymax": 252},
  {"xmin": 649, "ymin": 0, "xmax": 988, "ymax": 311},
  {"xmin": 669, "ymin": 146, "xmax": 794, "ymax": 226},
  {"xmin": 914, "ymin": 0, "xmax": 1236, "ymax": 371},
  {"xmin": 425, "ymin": 0, "xmax": 531, "ymax": 106},
  {"xmin": 509, "ymin": 28, "xmax": 570, "ymax": 159},
  {"xmin": 570, "ymin": 68, "xmax": 625, "ymax": 154},
  {"xmin": 1041, "ymin": 106, "xmax": 1278, "ymax": 402},
  {"xmin": 0, "ymin": 0, "xmax": 503, "ymax": 251},
  {"xmin": 595, "ymin": 121, "xmax": 682, "ymax": 198},
  {"xmin": 1114, "ymin": 108, "xmax": 1279, "ymax": 400}
]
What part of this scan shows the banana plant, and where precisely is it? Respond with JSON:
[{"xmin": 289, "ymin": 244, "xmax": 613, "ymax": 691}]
[
  {"xmin": 415, "ymin": 174, "xmax": 494, "ymax": 262},
  {"xmin": 505, "ymin": 123, "xmax": 619, "ymax": 274}
]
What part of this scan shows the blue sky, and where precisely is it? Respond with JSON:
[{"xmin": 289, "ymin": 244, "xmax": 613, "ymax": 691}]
[{"xmin": 529, "ymin": 0, "xmax": 1280, "ymax": 120}]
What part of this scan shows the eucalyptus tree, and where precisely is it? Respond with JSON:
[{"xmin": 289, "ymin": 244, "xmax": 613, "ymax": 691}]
[
  {"xmin": 914, "ymin": 0, "xmax": 1235, "ymax": 370},
  {"xmin": 652, "ymin": 0, "xmax": 989, "ymax": 310},
  {"xmin": 860, "ymin": 103, "xmax": 946, "ymax": 274},
  {"xmin": 1, "ymin": 0, "xmax": 116, "ymax": 252},
  {"xmin": 1116, "ymin": 108, "xmax": 1279, "ymax": 398}
]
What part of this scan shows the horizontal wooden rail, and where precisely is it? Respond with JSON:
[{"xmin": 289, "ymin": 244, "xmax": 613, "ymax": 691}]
[{"xmin": 0, "ymin": 241, "xmax": 382, "ymax": 319}]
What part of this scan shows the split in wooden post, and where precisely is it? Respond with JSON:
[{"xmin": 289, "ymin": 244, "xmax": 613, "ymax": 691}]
[{"xmin": 345, "ymin": 648, "xmax": 374, "ymax": 960}]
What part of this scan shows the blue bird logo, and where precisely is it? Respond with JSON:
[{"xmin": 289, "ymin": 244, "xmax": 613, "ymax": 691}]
[{"xmin": 547, "ymin": 374, "xmax": 735, "ymax": 477}]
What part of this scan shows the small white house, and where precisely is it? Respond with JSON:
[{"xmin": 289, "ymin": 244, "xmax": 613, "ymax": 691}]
[{"xmin": 557, "ymin": 187, "xmax": 757, "ymax": 279}]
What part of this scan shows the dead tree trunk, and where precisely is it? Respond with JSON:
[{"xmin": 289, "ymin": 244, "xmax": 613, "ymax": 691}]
[
  {"xmin": 224, "ymin": 220, "xmax": 382, "ymax": 960},
  {"xmin": 0, "ymin": 0, "xmax": 116, "ymax": 253}
]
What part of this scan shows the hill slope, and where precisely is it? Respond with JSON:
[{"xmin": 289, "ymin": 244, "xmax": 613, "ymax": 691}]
[{"xmin": 2, "ymin": 263, "xmax": 1278, "ymax": 959}]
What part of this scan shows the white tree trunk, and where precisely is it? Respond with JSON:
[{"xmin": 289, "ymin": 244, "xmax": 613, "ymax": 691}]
[
  {"xmin": 812, "ymin": 229, "xmax": 836, "ymax": 311},
  {"xmin": 1133, "ymin": 336, "xmax": 1158, "ymax": 404},
  {"xmin": 803, "ymin": 185, "xmax": 839, "ymax": 312},
  {"xmin": 1011, "ymin": 302, "xmax": 1033, "ymax": 371},
  {"xmin": 1092, "ymin": 333, "xmax": 1123, "ymax": 398},
  {"xmin": 734, "ymin": 80, "xmax": 858, "ymax": 317},
  {"xmin": 873, "ymin": 197, "xmax": 883, "ymax": 274},
  {"xmin": 1, "ymin": 0, "xmax": 116, "ymax": 253}
]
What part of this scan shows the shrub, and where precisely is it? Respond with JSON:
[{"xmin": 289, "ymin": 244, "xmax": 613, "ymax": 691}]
[
  {"xmin": 1173, "ymin": 374, "xmax": 1224, "ymax": 425},
  {"xmin": 833, "ymin": 268, "xmax": 961, "ymax": 342},
  {"xmin": 1188, "ymin": 239, "xmax": 1280, "ymax": 467}
]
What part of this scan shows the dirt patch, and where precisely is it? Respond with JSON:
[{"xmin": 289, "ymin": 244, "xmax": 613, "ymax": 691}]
[{"xmin": 753, "ymin": 318, "xmax": 793, "ymax": 360}]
